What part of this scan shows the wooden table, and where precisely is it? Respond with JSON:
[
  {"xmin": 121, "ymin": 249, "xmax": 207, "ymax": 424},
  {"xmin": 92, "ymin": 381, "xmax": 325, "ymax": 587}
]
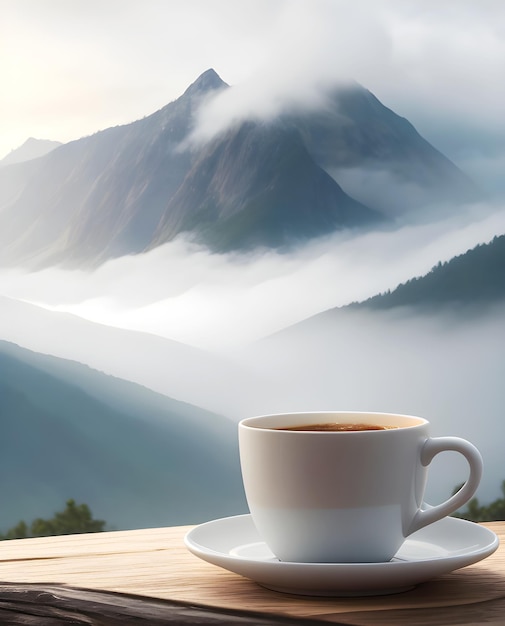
[{"xmin": 0, "ymin": 521, "xmax": 503, "ymax": 625}]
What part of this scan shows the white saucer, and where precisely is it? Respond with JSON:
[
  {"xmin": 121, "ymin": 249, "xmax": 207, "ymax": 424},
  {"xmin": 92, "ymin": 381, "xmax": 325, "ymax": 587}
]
[{"xmin": 184, "ymin": 514, "xmax": 499, "ymax": 596}]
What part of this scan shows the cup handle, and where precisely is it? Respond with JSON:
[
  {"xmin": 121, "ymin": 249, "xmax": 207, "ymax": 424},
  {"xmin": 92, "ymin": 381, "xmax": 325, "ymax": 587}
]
[{"xmin": 407, "ymin": 436, "xmax": 483, "ymax": 535}]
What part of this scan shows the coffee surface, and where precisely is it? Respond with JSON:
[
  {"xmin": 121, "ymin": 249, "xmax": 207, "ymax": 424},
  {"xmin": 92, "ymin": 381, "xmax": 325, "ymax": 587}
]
[{"xmin": 276, "ymin": 422, "xmax": 395, "ymax": 432}]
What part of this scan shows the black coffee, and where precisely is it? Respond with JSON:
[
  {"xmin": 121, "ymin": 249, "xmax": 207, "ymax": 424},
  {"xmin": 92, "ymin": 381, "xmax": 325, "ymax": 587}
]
[{"xmin": 276, "ymin": 422, "xmax": 395, "ymax": 432}]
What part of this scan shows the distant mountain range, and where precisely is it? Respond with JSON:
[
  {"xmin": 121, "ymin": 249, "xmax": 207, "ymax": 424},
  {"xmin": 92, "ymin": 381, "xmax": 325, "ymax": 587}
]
[
  {"xmin": 0, "ymin": 69, "xmax": 481, "ymax": 268},
  {"xmin": 0, "ymin": 294, "xmax": 266, "ymax": 416},
  {"xmin": 0, "ymin": 340, "xmax": 247, "ymax": 532},
  {"xmin": 0, "ymin": 138, "xmax": 61, "ymax": 167}
]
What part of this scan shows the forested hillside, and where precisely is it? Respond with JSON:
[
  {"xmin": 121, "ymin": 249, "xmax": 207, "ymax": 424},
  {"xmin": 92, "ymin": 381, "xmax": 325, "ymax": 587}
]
[{"xmin": 353, "ymin": 234, "xmax": 505, "ymax": 311}]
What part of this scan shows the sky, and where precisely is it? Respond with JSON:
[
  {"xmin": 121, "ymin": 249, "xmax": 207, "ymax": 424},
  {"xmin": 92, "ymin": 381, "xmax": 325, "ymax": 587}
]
[{"xmin": 2, "ymin": 0, "xmax": 505, "ymax": 193}]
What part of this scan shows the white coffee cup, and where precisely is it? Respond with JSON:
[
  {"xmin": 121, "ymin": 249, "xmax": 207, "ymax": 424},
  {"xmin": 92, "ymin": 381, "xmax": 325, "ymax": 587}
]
[{"xmin": 239, "ymin": 411, "xmax": 482, "ymax": 563}]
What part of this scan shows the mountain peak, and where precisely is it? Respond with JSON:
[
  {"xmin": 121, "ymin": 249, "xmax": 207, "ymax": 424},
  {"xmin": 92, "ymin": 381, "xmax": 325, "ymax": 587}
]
[
  {"xmin": 182, "ymin": 68, "xmax": 228, "ymax": 97},
  {"xmin": 0, "ymin": 137, "xmax": 62, "ymax": 167}
]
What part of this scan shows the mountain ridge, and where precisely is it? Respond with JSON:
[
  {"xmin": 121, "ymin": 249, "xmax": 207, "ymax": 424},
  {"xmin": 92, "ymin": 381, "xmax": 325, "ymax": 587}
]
[
  {"xmin": 290, "ymin": 84, "xmax": 482, "ymax": 214},
  {"xmin": 0, "ymin": 138, "xmax": 62, "ymax": 167},
  {"xmin": 0, "ymin": 294, "xmax": 259, "ymax": 416},
  {"xmin": 265, "ymin": 233, "xmax": 505, "ymax": 342},
  {"xmin": 0, "ymin": 69, "xmax": 480, "ymax": 268},
  {"xmin": 350, "ymin": 233, "xmax": 505, "ymax": 312},
  {"xmin": 0, "ymin": 339, "xmax": 247, "ymax": 531}
]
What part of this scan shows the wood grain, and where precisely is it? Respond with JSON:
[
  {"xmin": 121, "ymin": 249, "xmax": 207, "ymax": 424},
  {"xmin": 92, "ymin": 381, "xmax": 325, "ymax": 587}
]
[
  {"xmin": 0, "ymin": 583, "xmax": 336, "ymax": 625},
  {"xmin": 0, "ymin": 522, "xmax": 502, "ymax": 624}
]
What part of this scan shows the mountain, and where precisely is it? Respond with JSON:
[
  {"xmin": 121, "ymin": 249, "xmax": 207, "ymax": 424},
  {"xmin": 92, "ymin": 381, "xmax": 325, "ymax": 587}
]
[
  {"xmin": 288, "ymin": 84, "xmax": 482, "ymax": 216},
  {"xmin": 263, "ymin": 234, "xmax": 505, "ymax": 344},
  {"xmin": 149, "ymin": 119, "xmax": 379, "ymax": 252},
  {"xmin": 0, "ymin": 69, "xmax": 481, "ymax": 268},
  {"xmin": 0, "ymin": 138, "xmax": 62, "ymax": 167},
  {"xmin": 0, "ymin": 295, "xmax": 263, "ymax": 417},
  {"xmin": 348, "ymin": 233, "xmax": 505, "ymax": 313},
  {"xmin": 0, "ymin": 340, "xmax": 247, "ymax": 532},
  {"xmin": 0, "ymin": 70, "xmax": 224, "ymax": 268}
]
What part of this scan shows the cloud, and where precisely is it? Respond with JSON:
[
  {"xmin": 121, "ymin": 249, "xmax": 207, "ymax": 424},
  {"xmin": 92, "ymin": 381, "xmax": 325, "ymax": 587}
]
[
  {"xmin": 456, "ymin": 151, "xmax": 505, "ymax": 197},
  {"xmin": 182, "ymin": 0, "xmax": 505, "ymax": 158},
  {"xmin": 362, "ymin": 1, "xmax": 505, "ymax": 174},
  {"xmin": 328, "ymin": 167, "xmax": 444, "ymax": 217},
  {"xmin": 184, "ymin": 0, "xmax": 393, "ymax": 146},
  {"xmin": 0, "ymin": 202, "xmax": 503, "ymax": 351}
]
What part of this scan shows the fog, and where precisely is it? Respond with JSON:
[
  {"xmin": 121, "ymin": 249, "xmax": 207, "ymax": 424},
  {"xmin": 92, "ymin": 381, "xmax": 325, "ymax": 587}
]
[
  {"xmin": 236, "ymin": 304, "xmax": 505, "ymax": 507},
  {"xmin": 181, "ymin": 0, "xmax": 505, "ymax": 160},
  {"xmin": 0, "ymin": 202, "xmax": 504, "ymax": 509},
  {"xmin": 329, "ymin": 166, "xmax": 469, "ymax": 218},
  {"xmin": 1, "ymin": 202, "xmax": 503, "ymax": 350}
]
